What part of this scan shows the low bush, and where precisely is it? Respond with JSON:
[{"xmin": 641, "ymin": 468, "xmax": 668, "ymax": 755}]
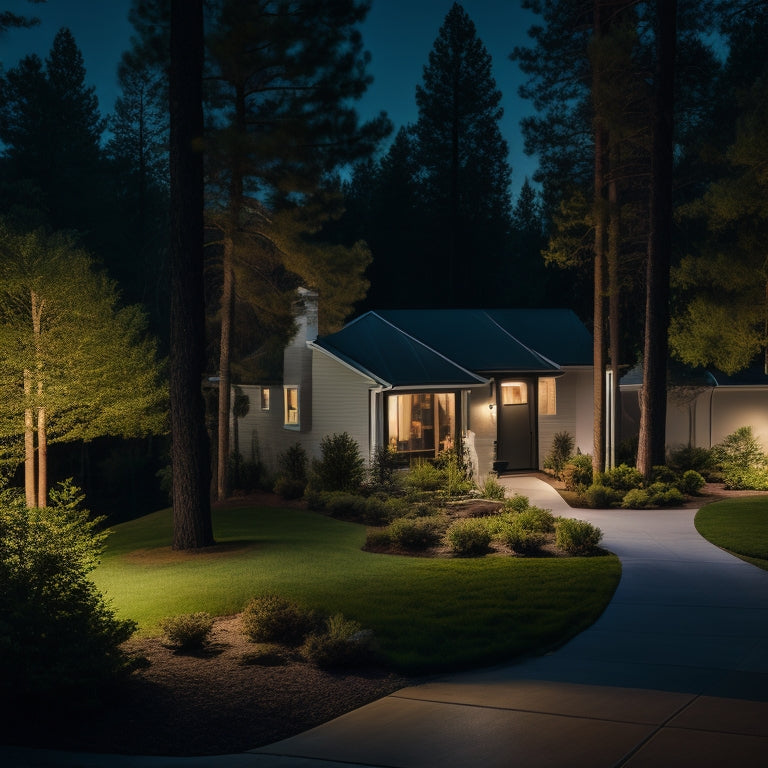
[
  {"xmin": 160, "ymin": 612, "xmax": 214, "ymax": 651},
  {"xmin": 620, "ymin": 483, "xmax": 685, "ymax": 509},
  {"xmin": 562, "ymin": 454, "xmax": 593, "ymax": 491},
  {"xmin": 599, "ymin": 464, "xmax": 644, "ymax": 492},
  {"xmin": 555, "ymin": 518, "xmax": 603, "ymax": 554},
  {"xmin": 478, "ymin": 473, "xmax": 506, "ymax": 500},
  {"xmin": 680, "ymin": 469, "xmax": 706, "ymax": 495},
  {"xmin": 667, "ymin": 444, "xmax": 715, "ymax": 476},
  {"xmin": 721, "ymin": 466, "xmax": 768, "ymax": 491},
  {"xmin": 385, "ymin": 515, "xmax": 446, "ymax": 550},
  {"xmin": 502, "ymin": 494, "xmax": 530, "ymax": 514},
  {"xmin": 497, "ymin": 518, "xmax": 547, "ymax": 554},
  {"xmin": 582, "ymin": 483, "xmax": 623, "ymax": 508},
  {"xmin": 404, "ymin": 460, "xmax": 446, "ymax": 492},
  {"xmin": 445, "ymin": 518, "xmax": 492, "ymax": 556},
  {"xmin": 367, "ymin": 445, "xmax": 400, "ymax": 492},
  {"xmin": 302, "ymin": 613, "xmax": 376, "ymax": 669},
  {"xmin": 241, "ymin": 594, "xmax": 319, "ymax": 646},
  {"xmin": 515, "ymin": 506, "xmax": 556, "ymax": 533}
]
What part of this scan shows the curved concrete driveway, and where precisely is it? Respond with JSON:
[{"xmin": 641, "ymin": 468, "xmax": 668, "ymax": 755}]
[
  {"xmin": 249, "ymin": 476, "xmax": 768, "ymax": 767},
  {"xmin": 4, "ymin": 477, "xmax": 768, "ymax": 767}
]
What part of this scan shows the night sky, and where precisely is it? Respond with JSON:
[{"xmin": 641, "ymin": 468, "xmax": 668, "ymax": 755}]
[{"xmin": 0, "ymin": 0, "xmax": 539, "ymax": 191}]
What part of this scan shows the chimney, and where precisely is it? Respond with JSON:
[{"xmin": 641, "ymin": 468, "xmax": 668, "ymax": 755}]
[{"xmin": 293, "ymin": 287, "xmax": 319, "ymax": 343}]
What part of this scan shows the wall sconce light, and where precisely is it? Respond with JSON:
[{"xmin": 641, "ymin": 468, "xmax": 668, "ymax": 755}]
[{"xmin": 488, "ymin": 403, "xmax": 495, "ymax": 411}]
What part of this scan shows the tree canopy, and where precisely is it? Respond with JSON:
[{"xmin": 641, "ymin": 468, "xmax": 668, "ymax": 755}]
[{"xmin": 0, "ymin": 224, "xmax": 167, "ymax": 507}]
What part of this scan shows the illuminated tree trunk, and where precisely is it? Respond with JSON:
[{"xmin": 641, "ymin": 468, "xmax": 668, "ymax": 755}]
[{"xmin": 24, "ymin": 370, "xmax": 36, "ymax": 508}]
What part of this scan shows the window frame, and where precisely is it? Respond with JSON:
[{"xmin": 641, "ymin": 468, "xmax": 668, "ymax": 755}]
[{"xmin": 538, "ymin": 377, "xmax": 557, "ymax": 416}]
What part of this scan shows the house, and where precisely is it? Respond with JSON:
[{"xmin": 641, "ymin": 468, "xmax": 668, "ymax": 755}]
[
  {"xmin": 234, "ymin": 289, "xmax": 594, "ymax": 478},
  {"xmin": 619, "ymin": 361, "xmax": 768, "ymax": 454}
]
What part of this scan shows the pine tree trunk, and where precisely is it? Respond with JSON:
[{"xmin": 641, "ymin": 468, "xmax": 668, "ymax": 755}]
[
  {"xmin": 37, "ymin": 405, "xmax": 47, "ymax": 507},
  {"xmin": 608, "ymin": 155, "xmax": 621, "ymax": 470},
  {"xmin": 169, "ymin": 0, "xmax": 214, "ymax": 549},
  {"xmin": 637, "ymin": 0, "xmax": 676, "ymax": 478},
  {"xmin": 216, "ymin": 236, "xmax": 235, "ymax": 501},
  {"xmin": 24, "ymin": 370, "xmax": 36, "ymax": 508}
]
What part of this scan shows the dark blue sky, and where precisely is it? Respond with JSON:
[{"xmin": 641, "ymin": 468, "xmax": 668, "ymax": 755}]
[{"xmin": 1, "ymin": 0, "xmax": 539, "ymax": 193}]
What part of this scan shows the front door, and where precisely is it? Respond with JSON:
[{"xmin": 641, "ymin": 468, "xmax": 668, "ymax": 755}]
[{"xmin": 496, "ymin": 379, "xmax": 535, "ymax": 469}]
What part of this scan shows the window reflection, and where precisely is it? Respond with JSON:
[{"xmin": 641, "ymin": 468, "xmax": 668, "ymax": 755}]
[{"xmin": 387, "ymin": 392, "xmax": 456, "ymax": 459}]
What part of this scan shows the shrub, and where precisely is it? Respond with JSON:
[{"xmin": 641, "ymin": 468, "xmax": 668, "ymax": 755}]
[
  {"xmin": 713, "ymin": 426, "xmax": 768, "ymax": 473},
  {"xmin": 274, "ymin": 443, "xmax": 308, "ymax": 499},
  {"xmin": 445, "ymin": 518, "xmax": 492, "ymax": 556},
  {"xmin": 621, "ymin": 483, "xmax": 685, "ymax": 509},
  {"xmin": 241, "ymin": 594, "xmax": 318, "ymax": 646},
  {"xmin": 367, "ymin": 445, "xmax": 400, "ymax": 492},
  {"xmin": 302, "ymin": 613, "xmax": 376, "ymax": 669},
  {"xmin": 721, "ymin": 466, "xmax": 768, "ymax": 491},
  {"xmin": 502, "ymin": 494, "xmax": 530, "ymax": 514},
  {"xmin": 680, "ymin": 469, "xmax": 705, "ymax": 495},
  {"xmin": 544, "ymin": 431, "xmax": 575, "ymax": 478},
  {"xmin": 515, "ymin": 506, "xmax": 556, "ymax": 533},
  {"xmin": 478, "ymin": 473, "xmax": 506, "ymax": 500},
  {"xmin": 651, "ymin": 465, "xmax": 678, "ymax": 484},
  {"xmin": 310, "ymin": 432, "xmax": 365, "ymax": 493},
  {"xmin": 583, "ymin": 483, "xmax": 623, "ymax": 508},
  {"xmin": 667, "ymin": 444, "xmax": 715, "ymax": 475},
  {"xmin": 404, "ymin": 459, "xmax": 446, "ymax": 492},
  {"xmin": 161, "ymin": 612, "xmax": 214, "ymax": 651},
  {"xmin": 497, "ymin": 518, "xmax": 546, "ymax": 554},
  {"xmin": 386, "ymin": 515, "xmax": 446, "ymax": 550},
  {"xmin": 0, "ymin": 480, "xmax": 137, "ymax": 704},
  {"xmin": 562, "ymin": 454, "xmax": 593, "ymax": 491},
  {"xmin": 599, "ymin": 464, "xmax": 644, "ymax": 492},
  {"xmin": 434, "ymin": 448, "xmax": 474, "ymax": 496},
  {"xmin": 555, "ymin": 518, "xmax": 603, "ymax": 554}
]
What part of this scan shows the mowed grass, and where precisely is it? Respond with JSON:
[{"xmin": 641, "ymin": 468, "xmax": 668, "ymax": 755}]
[
  {"xmin": 94, "ymin": 504, "xmax": 621, "ymax": 673},
  {"xmin": 695, "ymin": 498, "xmax": 768, "ymax": 571}
]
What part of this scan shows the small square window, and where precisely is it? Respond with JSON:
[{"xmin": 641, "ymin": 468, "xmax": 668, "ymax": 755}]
[{"xmin": 501, "ymin": 381, "xmax": 528, "ymax": 405}]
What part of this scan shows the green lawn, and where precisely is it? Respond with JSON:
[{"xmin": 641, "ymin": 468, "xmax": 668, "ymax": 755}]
[
  {"xmin": 94, "ymin": 504, "xmax": 621, "ymax": 673},
  {"xmin": 695, "ymin": 498, "xmax": 768, "ymax": 571}
]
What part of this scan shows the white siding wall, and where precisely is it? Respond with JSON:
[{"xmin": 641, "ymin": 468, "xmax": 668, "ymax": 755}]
[
  {"xmin": 308, "ymin": 350, "xmax": 375, "ymax": 464},
  {"xmin": 537, "ymin": 368, "xmax": 593, "ymax": 466}
]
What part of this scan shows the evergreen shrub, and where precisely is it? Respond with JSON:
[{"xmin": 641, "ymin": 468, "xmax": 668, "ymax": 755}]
[
  {"xmin": 311, "ymin": 432, "xmax": 365, "ymax": 493},
  {"xmin": 555, "ymin": 518, "xmax": 603, "ymax": 554},
  {"xmin": 562, "ymin": 453, "xmax": 593, "ymax": 491},
  {"xmin": 302, "ymin": 614, "xmax": 376, "ymax": 669},
  {"xmin": 241, "ymin": 594, "xmax": 319, "ymax": 646},
  {"xmin": 445, "ymin": 518, "xmax": 492, "ymax": 556},
  {"xmin": 161, "ymin": 612, "xmax": 214, "ymax": 651}
]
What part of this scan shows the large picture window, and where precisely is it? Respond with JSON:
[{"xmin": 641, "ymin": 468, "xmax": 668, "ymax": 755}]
[{"xmin": 387, "ymin": 392, "xmax": 456, "ymax": 459}]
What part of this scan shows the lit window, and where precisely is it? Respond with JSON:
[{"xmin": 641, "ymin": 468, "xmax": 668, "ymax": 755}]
[
  {"xmin": 387, "ymin": 392, "xmax": 456, "ymax": 458},
  {"xmin": 284, "ymin": 386, "xmax": 299, "ymax": 426},
  {"xmin": 538, "ymin": 377, "xmax": 557, "ymax": 415},
  {"xmin": 260, "ymin": 388, "xmax": 270, "ymax": 410},
  {"xmin": 501, "ymin": 381, "xmax": 528, "ymax": 405}
]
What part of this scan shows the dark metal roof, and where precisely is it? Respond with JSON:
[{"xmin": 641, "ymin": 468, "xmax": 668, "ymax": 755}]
[{"xmin": 312, "ymin": 308, "xmax": 592, "ymax": 388}]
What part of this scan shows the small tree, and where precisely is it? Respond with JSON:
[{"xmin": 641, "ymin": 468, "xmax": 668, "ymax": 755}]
[
  {"xmin": 0, "ymin": 480, "xmax": 137, "ymax": 704},
  {"xmin": 311, "ymin": 432, "xmax": 365, "ymax": 493},
  {"xmin": 0, "ymin": 224, "xmax": 167, "ymax": 507}
]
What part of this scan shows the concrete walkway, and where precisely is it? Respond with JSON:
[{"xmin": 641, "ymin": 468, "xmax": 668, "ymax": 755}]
[{"xmin": 4, "ymin": 476, "xmax": 768, "ymax": 767}]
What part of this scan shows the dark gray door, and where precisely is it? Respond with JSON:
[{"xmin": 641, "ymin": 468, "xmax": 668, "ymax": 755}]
[{"xmin": 497, "ymin": 379, "xmax": 535, "ymax": 469}]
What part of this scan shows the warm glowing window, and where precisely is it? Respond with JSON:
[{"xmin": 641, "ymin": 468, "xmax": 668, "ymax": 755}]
[
  {"xmin": 387, "ymin": 392, "xmax": 456, "ymax": 458},
  {"xmin": 538, "ymin": 377, "xmax": 557, "ymax": 415},
  {"xmin": 260, "ymin": 388, "xmax": 270, "ymax": 410},
  {"xmin": 284, "ymin": 386, "xmax": 299, "ymax": 426},
  {"xmin": 501, "ymin": 381, "xmax": 528, "ymax": 405}
]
